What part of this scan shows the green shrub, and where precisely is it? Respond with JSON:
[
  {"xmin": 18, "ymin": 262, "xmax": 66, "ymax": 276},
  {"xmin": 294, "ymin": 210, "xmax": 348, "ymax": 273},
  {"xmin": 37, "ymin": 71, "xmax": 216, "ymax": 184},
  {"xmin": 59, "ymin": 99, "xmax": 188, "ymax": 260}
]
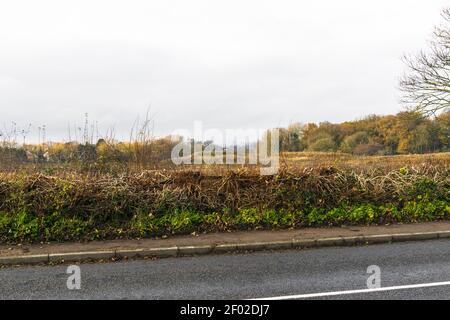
[{"xmin": 0, "ymin": 166, "xmax": 447, "ymax": 243}]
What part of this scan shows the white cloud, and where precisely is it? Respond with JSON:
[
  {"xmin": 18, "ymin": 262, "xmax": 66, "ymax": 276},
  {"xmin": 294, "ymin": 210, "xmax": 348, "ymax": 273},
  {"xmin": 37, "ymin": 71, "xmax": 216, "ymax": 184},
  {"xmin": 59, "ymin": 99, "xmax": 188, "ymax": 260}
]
[{"xmin": 0, "ymin": 0, "xmax": 448, "ymax": 141}]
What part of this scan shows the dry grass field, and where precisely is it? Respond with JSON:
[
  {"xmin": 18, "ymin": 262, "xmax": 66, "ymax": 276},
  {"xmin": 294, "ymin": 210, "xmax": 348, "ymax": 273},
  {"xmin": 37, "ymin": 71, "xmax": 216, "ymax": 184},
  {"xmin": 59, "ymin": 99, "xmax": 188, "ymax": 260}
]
[{"xmin": 282, "ymin": 151, "xmax": 449, "ymax": 171}]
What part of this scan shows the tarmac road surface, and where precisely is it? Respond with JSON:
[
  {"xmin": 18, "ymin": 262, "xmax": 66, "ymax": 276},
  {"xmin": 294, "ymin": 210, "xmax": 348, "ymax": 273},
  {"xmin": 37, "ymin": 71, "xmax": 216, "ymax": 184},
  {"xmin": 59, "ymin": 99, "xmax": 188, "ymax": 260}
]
[{"xmin": 1, "ymin": 239, "xmax": 450, "ymax": 300}]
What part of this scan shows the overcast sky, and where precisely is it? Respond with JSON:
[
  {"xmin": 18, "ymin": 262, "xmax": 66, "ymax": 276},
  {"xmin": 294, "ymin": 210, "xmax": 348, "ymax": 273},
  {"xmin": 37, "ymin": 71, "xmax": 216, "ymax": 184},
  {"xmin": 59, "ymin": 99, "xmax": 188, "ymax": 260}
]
[{"xmin": 0, "ymin": 0, "xmax": 449, "ymax": 142}]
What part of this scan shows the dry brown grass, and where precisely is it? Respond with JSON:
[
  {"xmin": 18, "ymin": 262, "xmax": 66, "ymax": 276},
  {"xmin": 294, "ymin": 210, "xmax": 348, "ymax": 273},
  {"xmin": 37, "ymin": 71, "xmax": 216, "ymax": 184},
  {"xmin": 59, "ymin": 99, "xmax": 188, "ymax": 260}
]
[
  {"xmin": 0, "ymin": 153, "xmax": 447, "ymax": 243},
  {"xmin": 281, "ymin": 151, "xmax": 450, "ymax": 172}
]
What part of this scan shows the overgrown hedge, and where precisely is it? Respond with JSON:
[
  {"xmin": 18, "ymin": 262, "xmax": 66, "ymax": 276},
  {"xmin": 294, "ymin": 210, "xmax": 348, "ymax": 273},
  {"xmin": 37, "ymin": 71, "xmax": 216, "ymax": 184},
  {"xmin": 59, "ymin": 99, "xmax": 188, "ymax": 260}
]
[{"xmin": 0, "ymin": 165, "xmax": 448, "ymax": 243}]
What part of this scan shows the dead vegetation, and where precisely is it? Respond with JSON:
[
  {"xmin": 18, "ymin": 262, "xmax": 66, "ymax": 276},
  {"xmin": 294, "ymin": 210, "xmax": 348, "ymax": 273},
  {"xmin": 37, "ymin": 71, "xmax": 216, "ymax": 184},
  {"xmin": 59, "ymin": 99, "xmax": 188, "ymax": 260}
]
[{"xmin": 0, "ymin": 151, "xmax": 447, "ymax": 243}]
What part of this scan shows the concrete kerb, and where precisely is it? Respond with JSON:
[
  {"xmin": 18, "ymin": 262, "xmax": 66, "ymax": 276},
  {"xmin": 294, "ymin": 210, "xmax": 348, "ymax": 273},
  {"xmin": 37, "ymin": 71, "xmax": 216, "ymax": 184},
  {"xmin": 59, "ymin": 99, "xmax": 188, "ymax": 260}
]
[
  {"xmin": 438, "ymin": 230, "xmax": 450, "ymax": 239},
  {"xmin": 49, "ymin": 251, "xmax": 115, "ymax": 263},
  {"xmin": 115, "ymin": 247, "xmax": 178, "ymax": 259},
  {"xmin": 0, "ymin": 254, "xmax": 49, "ymax": 265},
  {"xmin": 1, "ymin": 230, "xmax": 450, "ymax": 266}
]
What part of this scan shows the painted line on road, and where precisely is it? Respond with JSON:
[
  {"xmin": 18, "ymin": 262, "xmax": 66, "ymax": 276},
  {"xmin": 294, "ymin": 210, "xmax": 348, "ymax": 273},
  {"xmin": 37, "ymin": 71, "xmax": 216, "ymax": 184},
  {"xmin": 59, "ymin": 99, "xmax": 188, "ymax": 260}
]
[{"xmin": 251, "ymin": 281, "xmax": 450, "ymax": 300}]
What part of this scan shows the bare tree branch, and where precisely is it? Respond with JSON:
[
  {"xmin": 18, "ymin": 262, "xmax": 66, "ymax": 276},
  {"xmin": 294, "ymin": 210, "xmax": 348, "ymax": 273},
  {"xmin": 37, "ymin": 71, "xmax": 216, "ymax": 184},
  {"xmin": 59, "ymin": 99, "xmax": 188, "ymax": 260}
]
[{"xmin": 400, "ymin": 8, "xmax": 450, "ymax": 116}]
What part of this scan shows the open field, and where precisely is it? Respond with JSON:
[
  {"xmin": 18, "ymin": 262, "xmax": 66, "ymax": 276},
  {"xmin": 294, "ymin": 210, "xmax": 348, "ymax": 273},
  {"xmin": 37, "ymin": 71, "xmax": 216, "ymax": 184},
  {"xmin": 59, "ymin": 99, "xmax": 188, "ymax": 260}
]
[
  {"xmin": 0, "ymin": 152, "xmax": 448, "ymax": 244},
  {"xmin": 282, "ymin": 152, "xmax": 450, "ymax": 172}
]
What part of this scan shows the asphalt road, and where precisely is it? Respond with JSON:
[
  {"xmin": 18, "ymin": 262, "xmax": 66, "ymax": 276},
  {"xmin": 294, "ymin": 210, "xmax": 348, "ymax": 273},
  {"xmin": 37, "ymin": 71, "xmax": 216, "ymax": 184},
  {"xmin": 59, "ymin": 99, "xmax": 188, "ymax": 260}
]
[{"xmin": 1, "ymin": 239, "xmax": 450, "ymax": 300}]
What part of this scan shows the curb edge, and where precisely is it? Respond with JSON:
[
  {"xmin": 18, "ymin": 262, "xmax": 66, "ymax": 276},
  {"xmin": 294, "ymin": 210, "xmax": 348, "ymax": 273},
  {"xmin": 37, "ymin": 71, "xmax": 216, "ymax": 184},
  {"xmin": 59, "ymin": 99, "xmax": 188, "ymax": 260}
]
[{"xmin": 1, "ymin": 230, "xmax": 449, "ymax": 266}]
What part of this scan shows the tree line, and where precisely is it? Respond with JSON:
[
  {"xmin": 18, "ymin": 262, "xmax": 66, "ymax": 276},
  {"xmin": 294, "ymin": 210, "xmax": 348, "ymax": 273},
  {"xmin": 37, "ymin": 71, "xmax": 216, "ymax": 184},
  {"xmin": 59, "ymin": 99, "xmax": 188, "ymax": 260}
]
[{"xmin": 277, "ymin": 110, "xmax": 449, "ymax": 155}]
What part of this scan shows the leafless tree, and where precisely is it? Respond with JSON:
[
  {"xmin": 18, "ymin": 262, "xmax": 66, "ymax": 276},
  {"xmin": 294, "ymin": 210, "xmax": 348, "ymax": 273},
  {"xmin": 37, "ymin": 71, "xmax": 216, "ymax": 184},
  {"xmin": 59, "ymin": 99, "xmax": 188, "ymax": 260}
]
[{"xmin": 400, "ymin": 8, "xmax": 450, "ymax": 116}]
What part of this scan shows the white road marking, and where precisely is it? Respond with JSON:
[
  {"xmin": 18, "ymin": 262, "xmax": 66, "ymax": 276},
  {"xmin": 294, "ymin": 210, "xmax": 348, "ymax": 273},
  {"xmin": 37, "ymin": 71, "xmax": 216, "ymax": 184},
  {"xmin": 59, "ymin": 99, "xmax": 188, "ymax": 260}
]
[{"xmin": 251, "ymin": 281, "xmax": 450, "ymax": 300}]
